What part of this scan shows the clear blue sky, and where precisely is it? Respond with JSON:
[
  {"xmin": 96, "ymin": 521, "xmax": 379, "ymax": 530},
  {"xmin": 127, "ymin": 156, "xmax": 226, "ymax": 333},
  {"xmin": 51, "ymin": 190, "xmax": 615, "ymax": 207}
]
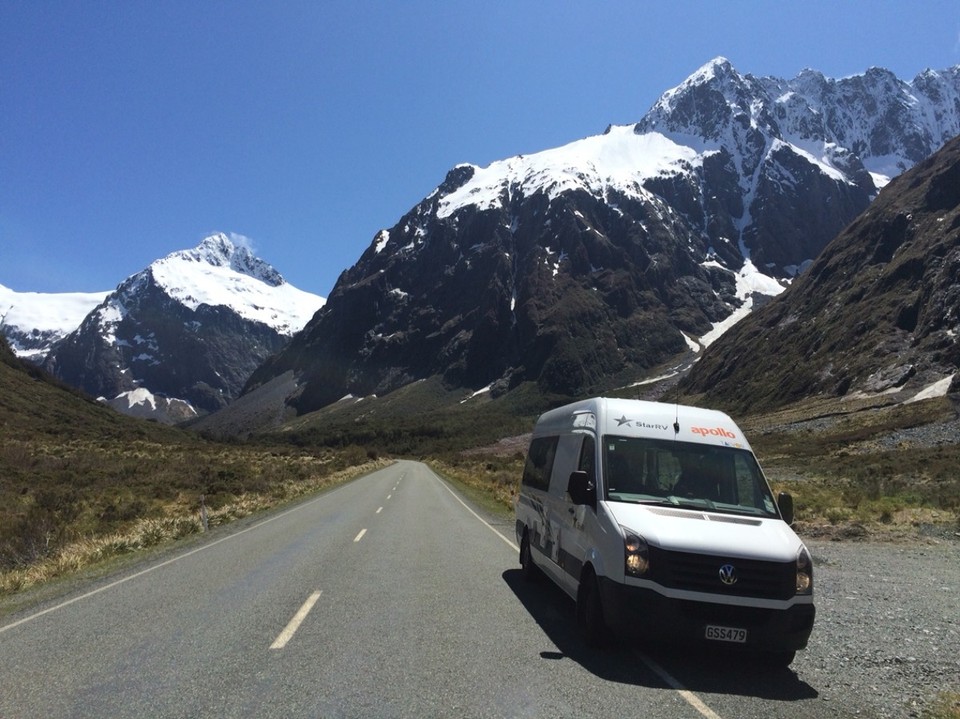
[{"xmin": 3, "ymin": 1, "xmax": 959, "ymax": 296}]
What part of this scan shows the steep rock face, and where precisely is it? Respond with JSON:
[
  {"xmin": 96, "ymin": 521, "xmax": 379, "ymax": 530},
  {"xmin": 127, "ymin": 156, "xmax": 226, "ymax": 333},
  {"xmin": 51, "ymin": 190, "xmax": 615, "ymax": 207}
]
[
  {"xmin": 45, "ymin": 234, "xmax": 324, "ymax": 421},
  {"xmin": 247, "ymin": 59, "xmax": 960, "ymax": 413},
  {"xmin": 249, "ymin": 163, "xmax": 753, "ymax": 410},
  {"xmin": 2, "ymin": 324, "xmax": 70, "ymax": 363},
  {"xmin": 681, "ymin": 134, "xmax": 960, "ymax": 412}
]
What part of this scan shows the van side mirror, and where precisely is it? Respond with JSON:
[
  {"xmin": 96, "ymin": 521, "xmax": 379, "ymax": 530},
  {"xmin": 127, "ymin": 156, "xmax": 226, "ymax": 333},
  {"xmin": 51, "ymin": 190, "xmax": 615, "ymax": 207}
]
[
  {"xmin": 568, "ymin": 470, "xmax": 596, "ymax": 507},
  {"xmin": 778, "ymin": 492, "xmax": 794, "ymax": 525}
]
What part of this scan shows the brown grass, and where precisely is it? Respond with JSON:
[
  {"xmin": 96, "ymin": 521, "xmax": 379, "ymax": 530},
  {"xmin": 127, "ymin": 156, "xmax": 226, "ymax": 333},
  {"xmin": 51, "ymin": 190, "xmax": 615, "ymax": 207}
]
[
  {"xmin": 0, "ymin": 458, "xmax": 387, "ymax": 596},
  {"xmin": 925, "ymin": 692, "xmax": 960, "ymax": 719}
]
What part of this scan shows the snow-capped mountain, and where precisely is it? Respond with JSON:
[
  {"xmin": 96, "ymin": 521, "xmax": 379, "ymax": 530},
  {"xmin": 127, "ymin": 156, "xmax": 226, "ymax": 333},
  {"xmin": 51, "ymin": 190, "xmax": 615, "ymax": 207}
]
[
  {"xmin": 638, "ymin": 59, "xmax": 960, "ymax": 186},
  {"xmin": 245, "ymin": 58, "xmax": 960, "ymax": 415},
  {"xmin": 633, "ymin": 58, "xmax": 960, "ymax": 273},
  {"xmin": 0, "ymin": 285, "xmax": 109, "ymax": 361},
  {"xmin": 44, "ymin": 233, "xmax": 324, "ymax": 422}
]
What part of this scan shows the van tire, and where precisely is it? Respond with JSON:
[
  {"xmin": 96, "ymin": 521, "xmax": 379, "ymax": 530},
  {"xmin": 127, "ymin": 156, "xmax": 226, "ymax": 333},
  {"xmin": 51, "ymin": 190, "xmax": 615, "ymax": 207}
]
[
  {"xmin": 519, "ymin": 531, "xmax": 539, "ymax": 582},
  {"xmin": 764, "ymin": 650, "xmax": 796, "ymax": 669},
  {"xmin": 576, "ymin": 570, "xmax": 608, "ymax": 647}
]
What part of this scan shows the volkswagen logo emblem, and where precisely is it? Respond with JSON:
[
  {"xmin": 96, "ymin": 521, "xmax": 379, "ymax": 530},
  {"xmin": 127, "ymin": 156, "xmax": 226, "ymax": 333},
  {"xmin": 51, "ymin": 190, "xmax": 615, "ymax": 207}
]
[{"xmin": 719, "ymin": 564, "xmax": 738, "ymax": 586}]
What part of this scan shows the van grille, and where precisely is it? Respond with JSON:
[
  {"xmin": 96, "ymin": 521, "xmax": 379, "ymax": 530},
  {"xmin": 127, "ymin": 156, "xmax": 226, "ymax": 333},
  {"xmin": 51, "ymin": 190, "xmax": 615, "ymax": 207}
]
[{"xmin": 649, "ymin": 547, "xmax": 795, "ymax": 600}]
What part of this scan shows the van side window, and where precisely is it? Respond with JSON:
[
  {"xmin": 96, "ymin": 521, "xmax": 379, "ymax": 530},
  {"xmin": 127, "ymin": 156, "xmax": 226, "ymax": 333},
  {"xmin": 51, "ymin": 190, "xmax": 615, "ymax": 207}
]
[
  {"xmin": 522, "ymin": 436, "xmax": 559, "ymax": 491},
  {"xmin": 577, "ymin": 435, "xmax": 596, "ymax": 482}
]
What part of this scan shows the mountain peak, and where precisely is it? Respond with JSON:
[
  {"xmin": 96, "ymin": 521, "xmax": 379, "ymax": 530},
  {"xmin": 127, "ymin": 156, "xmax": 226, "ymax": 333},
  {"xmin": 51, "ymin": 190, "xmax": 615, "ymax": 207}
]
[
  {"xmin": 690, "ymin": 56, "xmax": 737, "ymax": 82},
  {"xmin": 138, "ymin": 233, "xmax": 322, "ymax": 333},
  {"xmin": 194, "ymin": 232, "xmax": 244, "ymax": 264},
  {"xmin": 170, "ymin": 232, "xmax": 285, "ymax": 287},
  {"xmin": 635, "ymin": 57, "xmax": 762, "ymax": 143},
  {"xmin": 672, "ymin": 56, "xmax": 747, "ymax": 98}
]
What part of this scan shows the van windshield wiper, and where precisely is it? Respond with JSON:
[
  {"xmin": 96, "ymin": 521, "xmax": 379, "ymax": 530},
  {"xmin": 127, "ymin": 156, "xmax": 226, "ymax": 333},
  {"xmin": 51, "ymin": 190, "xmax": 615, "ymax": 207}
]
[
  {"xmin": 661, "ymin": 497, "xmax": 777, "ymax": 518},
  {"xmin": 664, "ymin": 495, "xmax": 716, "ymax": 511}
]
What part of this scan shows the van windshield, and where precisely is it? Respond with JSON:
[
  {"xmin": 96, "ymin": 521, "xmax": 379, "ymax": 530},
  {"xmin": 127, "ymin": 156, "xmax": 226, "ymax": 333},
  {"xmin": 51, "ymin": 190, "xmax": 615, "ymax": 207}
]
[{"xmin": 603, "ymin": 435, "xmax": 779, "ymax": 518}]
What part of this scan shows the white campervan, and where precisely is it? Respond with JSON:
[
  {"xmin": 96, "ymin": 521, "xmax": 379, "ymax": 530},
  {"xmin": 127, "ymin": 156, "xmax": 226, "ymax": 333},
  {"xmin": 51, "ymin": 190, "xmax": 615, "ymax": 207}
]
[{"xmin": 515, "ymin": 397, "xmax": 815, "ymax": 666}]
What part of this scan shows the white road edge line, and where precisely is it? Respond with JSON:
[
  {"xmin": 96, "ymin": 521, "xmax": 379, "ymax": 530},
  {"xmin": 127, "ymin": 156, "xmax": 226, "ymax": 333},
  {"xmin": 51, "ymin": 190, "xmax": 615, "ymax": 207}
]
[
  {"xmin": 428, "ymin": 469, "xmax": 518, "ymax": 552},
  {"xmin": 635, "ymin": 650, "xmax": 724, "ymax": 719},
  {"xmin": 430, "ymin": 467, "xmax": 724, "ymax": 719},
  {"xmin": 354, "ymin": 528, "xmax": 367, "ymax": 542},
  {"xmin": 270, "ymin": 590, "xmax": 322, "ymax": 650}
]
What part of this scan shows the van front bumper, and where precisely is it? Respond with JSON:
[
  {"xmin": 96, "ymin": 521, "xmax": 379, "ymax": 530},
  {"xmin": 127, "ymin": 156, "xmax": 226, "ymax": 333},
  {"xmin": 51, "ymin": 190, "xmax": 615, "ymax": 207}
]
[{"xmin": 598, "ymin": 577, "xmax": 815, "ymax": 652}]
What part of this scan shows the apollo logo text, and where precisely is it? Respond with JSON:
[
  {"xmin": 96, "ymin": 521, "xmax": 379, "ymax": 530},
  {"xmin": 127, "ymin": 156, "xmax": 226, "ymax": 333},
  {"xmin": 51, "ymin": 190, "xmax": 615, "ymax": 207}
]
[{"xmin": 691, "ymin": 426, "xmax": 737, "ymax": 439}]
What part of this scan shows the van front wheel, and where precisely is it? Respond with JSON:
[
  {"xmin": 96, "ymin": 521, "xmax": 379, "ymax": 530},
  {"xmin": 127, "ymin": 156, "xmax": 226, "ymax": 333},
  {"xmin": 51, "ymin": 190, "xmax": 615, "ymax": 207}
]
[
  {"xmin": 576, "ymin": 571, "xmax": 608, "ymax": 647},
  {"xmin": 764, "ymin": 650, "xmax": 796, "ymax": 669}
]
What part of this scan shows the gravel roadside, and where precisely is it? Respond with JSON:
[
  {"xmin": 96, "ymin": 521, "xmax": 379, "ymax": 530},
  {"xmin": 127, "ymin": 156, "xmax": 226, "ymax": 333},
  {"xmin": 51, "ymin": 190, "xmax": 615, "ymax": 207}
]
[
  {"xmin": 796, "ymin": 537, "xmax": 960, "ymax": 718},
  {"xmin": 767, "ymin": 413, "xmax": 960, "ymax": 454},
  {"xmin": 752, "ymin": 402, "xmax": 958, "ymax": 717}
]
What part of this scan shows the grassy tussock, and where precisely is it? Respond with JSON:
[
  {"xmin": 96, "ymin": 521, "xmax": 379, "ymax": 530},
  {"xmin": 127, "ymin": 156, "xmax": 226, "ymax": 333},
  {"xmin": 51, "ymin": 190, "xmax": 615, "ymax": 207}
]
[
  {"xmin": 0, "ymin": 459, "xmax": 386, "ymax": 596},
  {"xmin": 431, "ymin": 454, "xmax": 524, "ymax": 517},
  {"xmin": 925, "ymin": 692, "xmax": 960, "ymax": 719},
  {"xmin": 749, "ymin": 398, "xmax": 960, "ymax": 536}
]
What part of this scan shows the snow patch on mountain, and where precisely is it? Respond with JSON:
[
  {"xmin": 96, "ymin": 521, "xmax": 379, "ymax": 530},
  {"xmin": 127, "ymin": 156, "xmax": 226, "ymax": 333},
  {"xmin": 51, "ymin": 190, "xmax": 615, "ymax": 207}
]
[
  {"xmin": 437, "ymin": 127, "xmax": 701, "ymax": 218},
  {"xmin": 906, "ymin": 374, "xmax": 955, "ymax": 403},
  {"xmin": 111, "ymin": 387, "xmax": 157, "ymax": 410},
  {"xmin": 105, "ymin": 387, "xmax": 199, "ymax": 423},
  {"xmin": 0, "ymin": 283, "xmax": 109, "ymax": 359},
  {"xmin": 699, "ymin": 260, "xmax": 786, "ymax": 348}
]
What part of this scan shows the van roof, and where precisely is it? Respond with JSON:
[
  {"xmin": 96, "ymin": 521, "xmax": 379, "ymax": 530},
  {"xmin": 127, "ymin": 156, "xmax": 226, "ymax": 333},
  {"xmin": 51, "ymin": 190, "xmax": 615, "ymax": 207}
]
[{"xmin": 533, "ymin": 397, "xmax": 752, "ymax": 451}]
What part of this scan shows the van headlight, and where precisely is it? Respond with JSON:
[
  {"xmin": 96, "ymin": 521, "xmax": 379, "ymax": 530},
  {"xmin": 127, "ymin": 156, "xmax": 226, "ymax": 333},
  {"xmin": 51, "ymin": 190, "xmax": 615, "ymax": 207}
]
[
  {"xmin": 623, "ymin": 529, "xmax": 650, "ymax": 578},
  {"xmin": 796, "ymin": 546, "xmax": 813, "ymax": 595}
]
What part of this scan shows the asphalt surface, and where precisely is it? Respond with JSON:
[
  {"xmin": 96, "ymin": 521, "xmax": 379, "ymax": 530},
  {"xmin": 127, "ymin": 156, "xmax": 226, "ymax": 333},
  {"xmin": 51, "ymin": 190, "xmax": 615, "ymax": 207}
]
[{"xmin": 1, "ymin": 460, "xmax": 957, "ymax": 718}]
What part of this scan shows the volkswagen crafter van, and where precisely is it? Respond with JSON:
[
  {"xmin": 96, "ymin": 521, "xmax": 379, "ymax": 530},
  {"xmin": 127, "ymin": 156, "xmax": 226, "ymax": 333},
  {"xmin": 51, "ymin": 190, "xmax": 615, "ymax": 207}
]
[{"xmin": 515, "ymin": 398, "xmax": 814, "ymax": 666}]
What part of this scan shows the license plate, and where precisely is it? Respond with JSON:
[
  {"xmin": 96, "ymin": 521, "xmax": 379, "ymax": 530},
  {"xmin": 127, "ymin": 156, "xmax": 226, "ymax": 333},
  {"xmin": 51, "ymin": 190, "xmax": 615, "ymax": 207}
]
[{"xmin": 705, "ymin": 625, "xmax": 747, "ymax": 643}]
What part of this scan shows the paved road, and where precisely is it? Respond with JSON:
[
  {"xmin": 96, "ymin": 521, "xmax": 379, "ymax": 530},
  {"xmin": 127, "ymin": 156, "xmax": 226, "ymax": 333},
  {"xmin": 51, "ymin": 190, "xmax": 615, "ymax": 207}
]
[{"xmin": 3, "ymin": 460, "xmax": 950, "ymax": 718}]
